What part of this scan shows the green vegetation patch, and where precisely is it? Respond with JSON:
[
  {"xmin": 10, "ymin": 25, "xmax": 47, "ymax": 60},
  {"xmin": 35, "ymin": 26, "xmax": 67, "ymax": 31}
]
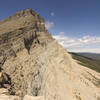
[{"xmin": 70, "ymin": 53, "xmax": 100, "ymax": 73}]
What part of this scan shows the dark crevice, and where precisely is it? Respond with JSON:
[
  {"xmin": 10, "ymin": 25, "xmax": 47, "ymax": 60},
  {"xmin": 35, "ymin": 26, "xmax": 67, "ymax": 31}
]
[{"xmin": 24, "ymin": 31, "xmax": 40, "ymax": 54}]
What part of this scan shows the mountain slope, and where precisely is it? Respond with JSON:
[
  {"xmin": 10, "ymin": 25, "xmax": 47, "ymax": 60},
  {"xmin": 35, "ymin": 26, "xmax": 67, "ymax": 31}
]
[
  {"xmin": 0, "ymin": 9, "xmax": 100, "ymax": 100},
  {"xmin": 70, "ymin": 52, "xmax": 100, "ymax": 73}
]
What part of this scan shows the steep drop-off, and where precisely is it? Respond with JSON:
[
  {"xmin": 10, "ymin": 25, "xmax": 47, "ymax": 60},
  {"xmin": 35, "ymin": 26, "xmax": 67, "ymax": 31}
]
[{"xmin": 0, "ymin": 9, "xmax": 100, "ymax": 100}]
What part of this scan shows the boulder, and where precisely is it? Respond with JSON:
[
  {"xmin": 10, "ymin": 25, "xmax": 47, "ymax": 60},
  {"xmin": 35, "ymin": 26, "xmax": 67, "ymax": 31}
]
[{"xmin": 0, "ymin": 88, "xmax": 9, "ymax": 95}]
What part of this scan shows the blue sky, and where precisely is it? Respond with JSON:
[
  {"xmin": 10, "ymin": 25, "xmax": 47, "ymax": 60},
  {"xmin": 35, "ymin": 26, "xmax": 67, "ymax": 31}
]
[{"xmin": 0, "ymin": 0, "xmax": 100, "ymax": 53}]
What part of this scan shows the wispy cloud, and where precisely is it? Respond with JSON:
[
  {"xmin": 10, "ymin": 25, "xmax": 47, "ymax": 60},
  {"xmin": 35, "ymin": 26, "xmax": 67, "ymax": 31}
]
[
  {"xmin": 59, "ymin": 32, "xmax": 65, "ymax": 35},
  {"xmin": 50, "ymin": 12, "xmax": 54, "ymax": 16},
  {"xmin": 45, "ymin": 21, "xmax": 54, "ymax": 30},
  {"xmin": 53, "ymin": 34, "xmax": 100, "ymax": 53}
]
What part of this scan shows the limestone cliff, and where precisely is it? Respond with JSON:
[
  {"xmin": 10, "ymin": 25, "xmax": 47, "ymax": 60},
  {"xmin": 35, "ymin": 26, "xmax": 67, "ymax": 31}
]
[{"xmin": 0, "ymin": 9, "xmax": 100, "ymax": 100}]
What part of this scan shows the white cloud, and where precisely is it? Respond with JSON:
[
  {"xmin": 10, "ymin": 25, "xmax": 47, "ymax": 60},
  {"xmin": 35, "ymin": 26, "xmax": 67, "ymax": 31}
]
[
  {"xmin": 45, "ymin": 21, "xmax": 54, "ymax": 30},
  {"xmin": 59, "ymin": 32, "xmax": 65, "ymax": 35},
  {"xmin": 50, "ymin": 12, "xmax": 54, "ymax": 16},
  {"xmin": 53, "ymin": 34, "xmax": 100, "ymax": 53}
]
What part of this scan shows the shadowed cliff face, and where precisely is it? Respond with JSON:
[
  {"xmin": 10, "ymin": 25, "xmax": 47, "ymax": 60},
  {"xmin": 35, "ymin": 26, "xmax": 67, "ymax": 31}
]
[
  {"xmin": 0, "ymin": 9, "xmax": 100, "ymax": 100},
  {"xmin": 24, "ymin": 31, "xmax": 40, "ymax": 54}
]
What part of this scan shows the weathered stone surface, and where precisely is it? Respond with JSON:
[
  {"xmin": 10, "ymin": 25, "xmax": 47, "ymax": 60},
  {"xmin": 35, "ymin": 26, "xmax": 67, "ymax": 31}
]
[
  {"xmin": 0, "ymin": 94, "xmax": 44, "ymax": 100},
  {"xmin": 0, "ymin": 94, "xmax": 21, "ymax": 100},
  {"xmin": 23, "ymin": 95, "xmax": 44, "ymax": 100},
  {"xmin": 0, "ymin": 88, "xmax": 9, "ymax": 95}
]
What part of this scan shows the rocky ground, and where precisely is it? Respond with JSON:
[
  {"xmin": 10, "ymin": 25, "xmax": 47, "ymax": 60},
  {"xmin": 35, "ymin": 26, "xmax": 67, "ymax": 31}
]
[{"xmin": 0, "ymin": 9, "xmax": 100, "ymax": 100}]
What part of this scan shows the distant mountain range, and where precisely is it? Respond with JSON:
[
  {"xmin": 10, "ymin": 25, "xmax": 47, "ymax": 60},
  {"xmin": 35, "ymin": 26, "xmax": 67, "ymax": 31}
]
[{"xmin": 76, "ymin": 52, "xmax": 100, "ymax": 60}]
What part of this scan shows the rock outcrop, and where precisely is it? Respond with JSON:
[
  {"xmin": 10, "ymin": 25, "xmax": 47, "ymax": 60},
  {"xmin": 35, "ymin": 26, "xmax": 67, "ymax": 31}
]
[{"xmin": 0, "ymin": 9, "xmax": 100, "ymax": 100}]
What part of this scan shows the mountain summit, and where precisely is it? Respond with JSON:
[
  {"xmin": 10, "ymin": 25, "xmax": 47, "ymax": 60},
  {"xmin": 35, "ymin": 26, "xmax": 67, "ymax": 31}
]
[
  {"xmin": 0, "ymin": 9, "xmax": 100, "ymax": 100},
  {"xmin": 0, "ymin": 9, "xmax": 38, "ymax": 23}
]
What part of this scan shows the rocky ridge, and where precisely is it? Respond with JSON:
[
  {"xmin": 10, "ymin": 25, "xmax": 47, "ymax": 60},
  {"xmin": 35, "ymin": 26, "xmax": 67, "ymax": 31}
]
[{"xmin": 0, "ymin": 9, "xmax": 100, "ymax": 100}]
